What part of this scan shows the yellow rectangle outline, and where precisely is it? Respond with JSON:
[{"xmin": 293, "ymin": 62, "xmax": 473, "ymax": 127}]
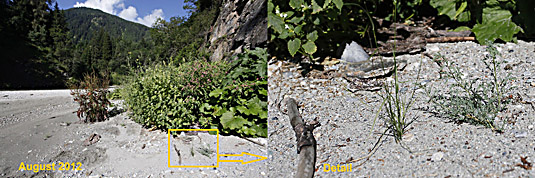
[{"xmin": 167, "ymin": 129, "xmax": 219, "ymax": 168}]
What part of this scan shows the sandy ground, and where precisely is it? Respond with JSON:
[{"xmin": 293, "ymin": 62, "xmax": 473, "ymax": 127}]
[
  {"xmin": 267, "ymin": 41, "xmax": 535, "ymax": 177},
  {"xmin": 0, "ymin": 90, "xmax": 267, "ymax": 177}
]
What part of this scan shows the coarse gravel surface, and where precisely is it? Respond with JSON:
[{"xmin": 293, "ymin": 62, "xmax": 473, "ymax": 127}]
[{"xmin": 267, "ymin": 41, "xmax": 535, "ymax": 177}]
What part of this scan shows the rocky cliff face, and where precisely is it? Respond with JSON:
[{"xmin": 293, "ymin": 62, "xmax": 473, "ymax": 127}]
[{"xmin": 208, "ymin": 0, "xmax": 267, "ymax": 61}]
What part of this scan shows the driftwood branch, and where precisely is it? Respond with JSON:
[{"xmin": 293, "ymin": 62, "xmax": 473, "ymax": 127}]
[{"xmin": 287, "ymin": 98, "xmax": 320, "ymax": 178}]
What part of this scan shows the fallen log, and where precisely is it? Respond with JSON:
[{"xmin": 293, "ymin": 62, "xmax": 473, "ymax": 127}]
[{"xmin": 287, "ymin": 98, "xmax": 320, "ymax": 178}]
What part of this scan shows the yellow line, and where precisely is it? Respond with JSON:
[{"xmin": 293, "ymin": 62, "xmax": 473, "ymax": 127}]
[{"xmin": 167, "ymin": 129, "xmax": 170, "ymax": 167}]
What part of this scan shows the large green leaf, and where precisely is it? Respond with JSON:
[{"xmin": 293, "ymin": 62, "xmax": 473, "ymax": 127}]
[
  {"xmin": 323, "ymin": 0, "xmax": 332, "ymax": 9},
  {"xmin": 294, "ymin": 25, "xmax": 303, "ymax": 34},
  {"xmin": 307, "ymin": 30, "xmax": 318, "ymax": 41},
  {"xmin": 268, "ymin": 12, "xmax": 284, "ymax": 33},
  {"xmin": 311, "ymin": 0, "xmax": 323, "ymax": 14},
  {"xmin": 288, "ymin": 38, "xmax": 301, "ymax": 57},
  {"xmin": 236, "ymin": 105, "xmax": 251, "ymax": 115},
  {"xmin": 251, "ymin": 124, "xmax": 267, "ymax": 137},
  {"xmin": 288, "ymin": 16, "xmax": 304, "ymax": 24},
  {"xmin": 220, "ymin": 111, "xmax": 247, "ymax": 130},
  {"xmin": 429, "ymin": 0, "xmax": 457, "ymax": 20},
  {"xmin": 302, "ymin": 41, "xmax": 317, "ymax": 55},
  {"xmin": 209, "ymin": 88, "xmax": 223, "ymax": 97},
  {"xmin": 268, "ymin": 1, "xmax": 274, "ymax": 12},
  {"xmin": 259, "ymin": 88, "xmax": 267, "ymax": 96},
  {"xmin": 472, "ymin": 8, "xmax": 522, "ymax": 45},
  {"xmin": 332, "ymin": 0, "xmax": 343, "ymax": 11},
  {"xmin": 453, "ymin": 2, "xmax": 467, "ymax": 20},
  {"xmin": 289, "ymin": 0, "xmax": 304, "ymax": 9},
  {"xmin": 247, "ymin": 98, "xmax": 262, "ymax": 116}
]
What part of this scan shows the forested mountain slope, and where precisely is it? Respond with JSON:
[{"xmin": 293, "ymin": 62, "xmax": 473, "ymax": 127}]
[{"xmin": 65, "ymin": 7, "xmax": 150, "ymax": 44}]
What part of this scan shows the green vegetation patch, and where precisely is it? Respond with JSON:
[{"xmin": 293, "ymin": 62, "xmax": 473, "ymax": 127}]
[
  {"xmin": 423, "ymin": 44, "xmax": 514, "ymax": 131},
  {"xmin": 123, "ymin": 60, "xmax": 227, "ymax": 131},
  {"xmin": 123, "ymin": 48, "xmax": 268, "ymax": 137}
]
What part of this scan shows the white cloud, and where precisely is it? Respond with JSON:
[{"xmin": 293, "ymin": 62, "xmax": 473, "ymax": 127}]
[
  {"xmin": 74, "ymin": 0, "xmax": 122, "ymax": 14},
  {"xmin": 116, "ymin": 2, "xmax": 125, "ymax": 9},
  {"xmin": 118, "ymin": 6, "xmax": 138, "ymax": 21},
  {"xmin": 74, "ymin": 0, "xmax": 164, "ymax": 27},
  {"xmin": 136, "ymin": 9, "xmax": 164, "ymax": 27}
]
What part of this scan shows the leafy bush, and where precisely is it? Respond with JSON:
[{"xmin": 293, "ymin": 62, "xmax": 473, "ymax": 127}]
[
  {"xmin": 268, "ymin": 0, "xmax": 344, "ymax": 58},
  {"xmin": 424, "ymin": 44, "xmax": 514, "ymax": 131},
  {"xmin": 123, "ymin": 60, "xmax": 228, "ymax": 131},
  {"xmin": 429, "ymin": 0, "xmax": 524, "ymax": 44},
  {"xmin": 108, "ymin": 88, "xmax": 122, "ymax": 100},
  {"xmin": 205, "ymin": 48, "xmax": 268, "ymax": 137},
  {"xmin": 68, "ymin": 72, "xmax": 111, "ymax": 123},
  {"xmin": 123, "ymin": 48, "xmax": 268, "ymax": 138}
]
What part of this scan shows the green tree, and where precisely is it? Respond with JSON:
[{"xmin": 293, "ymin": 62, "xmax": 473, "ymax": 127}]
[{"xmin": 151, "ymin": 0, "xmax": 223, "ymax": 63}]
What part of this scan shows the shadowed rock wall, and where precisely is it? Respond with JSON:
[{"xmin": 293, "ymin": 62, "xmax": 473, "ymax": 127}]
[{"xmin": 208, "ymin": 0, "xmax": 267, "ymax": 61}]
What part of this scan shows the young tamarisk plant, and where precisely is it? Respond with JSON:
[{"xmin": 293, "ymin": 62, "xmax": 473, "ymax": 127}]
[
  {"xmin": 68, "ymin": 71, "xmax": 111, "ymax": 123},
  {"xmin": 424, "ymin": 43, "xmax": 514, "ymax": 132}
]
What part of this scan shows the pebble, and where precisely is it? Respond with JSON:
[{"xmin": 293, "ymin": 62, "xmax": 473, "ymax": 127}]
[
  {"xmin": 431, "ymin": 152, "xmax": 444, "ymax": 162},
  {"xmin": 402, "ymin": 133, "xmax": 414, "ymax": 142},
  {"xmin": 287, "ymin": 144, "xmax": 294, "ymax": 148},
  {"xmin": 528, "ymin": 125, "xmax": 534, "ymax": 130},
  {"xmin": 514, "ymin": 131, "xmax": 527, "ymax": 138},
  {"xmin": 428, "ymin": 46, "xmax": 440, "ymax": 52}
]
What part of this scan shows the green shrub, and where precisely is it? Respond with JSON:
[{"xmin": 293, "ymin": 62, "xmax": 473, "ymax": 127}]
[
  {"xmin": 108, "ymin": 88, "xmax": 122, "ymax": 100},
  {"xmin": 69, "ymin": 72, "xmax": 111, "ymax": 123},
  {"xmin": 123, "ymin": 49, "xmax": 268, "ymax": 138},
  {"xmin": 205, "ymin": 48, "xmax": 268, "ymax": 137},
  {"xmin": 268, "ymin": 0, "xmax": 344, "ymax": 58},
  {"xmin": 424, "ymin": 44, "xmax": 514, "ymax": 131},
  {"xmin": 123, "ymin": 60, "xmax": 228, "ymax": 131}
]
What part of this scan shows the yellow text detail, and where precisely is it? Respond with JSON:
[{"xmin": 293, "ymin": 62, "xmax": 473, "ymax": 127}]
[
  {"xmin": 18, "ymin": 162, "xmax": 82, "ymax": 172},
  {"xmin": 323, "ymin": 163, "xmax": 352, "ymax": 172}
]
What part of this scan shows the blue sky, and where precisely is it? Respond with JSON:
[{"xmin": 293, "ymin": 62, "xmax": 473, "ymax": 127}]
[{"xmin": 56, "ymin": 0, "xmax": 190, "ymax": 27}]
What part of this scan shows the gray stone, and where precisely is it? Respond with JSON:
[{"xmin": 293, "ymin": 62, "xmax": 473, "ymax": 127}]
[
  {"xmin": 431, "ymin": 152, "xmax": 444, "ymax": 162},
  {"xmin": 514, "ymin": 130, "xmax": 528, "ymax": 138},
  {"xmin": 341, "ymin": 41, "xmax": 369, "ymax": 64}
]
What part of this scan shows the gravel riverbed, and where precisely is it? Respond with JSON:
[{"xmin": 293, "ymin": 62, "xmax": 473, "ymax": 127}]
[{"xmin": 267, "ymin": 41, "xmax": 535, "ymax": 177}]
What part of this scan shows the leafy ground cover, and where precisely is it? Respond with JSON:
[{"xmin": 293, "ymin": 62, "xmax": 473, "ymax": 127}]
[{"xmin": 268, "ymin": 0, "xmax": 534, "ymax": 61}]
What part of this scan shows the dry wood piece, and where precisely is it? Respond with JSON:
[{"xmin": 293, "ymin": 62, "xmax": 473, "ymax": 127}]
[
  {"xmin": 287, "ymin": 98, "xmax": 320, "ymax": 178},
  {"xmin": 173, "ymin": 144, "xmax": 182, "ymax": 165},
  {"xmin": 83, "ymin": 133, "xmax": 101, "ymax": 146},
  {"xmin": 367, "ymin": 22, "xmax": 476, "ymax": 55},
  {"xmin": 426, "ymin": 36, "xmax": 475, "ymax": 43}
]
